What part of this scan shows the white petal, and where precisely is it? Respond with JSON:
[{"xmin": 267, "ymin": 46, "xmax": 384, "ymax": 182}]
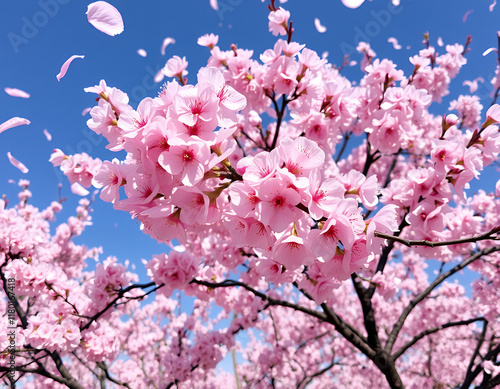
[
  {"xmin": 209, "ymin": 0, "xmax": 219, "ymax": 10},
  {"xmin": 161, "ymin": 37, "xmax": 176, "ymax": 55},
  {"xmin": 341, "ymin": 0, "xmax": 365, "ymax": 9},
  {"xmin": 314, "ymin": 18, "xmax": 327, "ymax": 33},
  {"xmin": 4, "ymin": 88, "xmax": 30, "ymax": 98},
  {"xmin": 387, "ymin": 37, "xmax": 402, "ymax": 50},
  {"xmin": 43, "ymin": 129, "xmax": 52, "ymax": 141},
  {"xmin": 71, "ymin": 182, "xmax": 90, "ymax": 196}
]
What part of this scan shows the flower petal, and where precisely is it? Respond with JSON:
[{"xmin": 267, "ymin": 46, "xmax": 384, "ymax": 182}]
[
  {"xmin": 71, "ymin": 182, "xmax": 90, "ymax": 196},
  {"xmin": 314, "ymin": 18, "xmax": 327, "ymax": 33},
  {"xmin": 387, "ymin": 37, "xmax": 402, "ymax": 50},
  {"xmin": 56, "ymin": 55, "xmax": 85, "ymax": 81},
  {"xmin": 4, "ymin": 88, "xmax": 30, "ymax": 98},
  {"xmin": 7, "ymin": 152, "xmax": 29, "ymax": 173},
  {"xmin": 81, "ymin": 107, "xmax": 92, "ymax": 116},
  {"xmin": 137, "ymin": 48, "xmax": 147, "ymax": 57},
  {"xmin": 87, "ymin": 1, "xmax": 124, "ymax": 36},
  {"xmin": 161, "ymin": 37, "xmax": 175, "ymax": 55},
  {"xmin": 209, "ymin": 0, "xmax": 218, "ymax": 11},
  {"xmin": 463, "ymin": 9, "xmax": 474, "ymax": 23},
  {"xmin": 0, "ymin": 117, "xmax": 30, "ymax": 134},
  {"xmin": 43, "ymin": 129, "xmax": 52, "ymax": 141},
  {"xmin": 341, "ymin": 0, "xmax": 365, "ymax": 9}
]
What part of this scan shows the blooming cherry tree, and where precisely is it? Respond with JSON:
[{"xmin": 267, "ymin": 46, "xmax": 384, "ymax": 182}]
[{"xmin": 1, "ymin": 1, "xmax": 500, "ymax": 388}]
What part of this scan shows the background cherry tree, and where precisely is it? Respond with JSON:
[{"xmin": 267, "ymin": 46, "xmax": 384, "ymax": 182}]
[{"xmin": 1, "ymin": 1, "xmax": 500, "ymax": 388}]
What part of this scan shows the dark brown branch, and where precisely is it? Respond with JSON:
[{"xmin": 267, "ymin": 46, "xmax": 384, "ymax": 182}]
[
  {"xmin": 0, "ymin": 366, "xmax": 78, "ymax": 387},
  {"xmin": 300, "ymin": 359, "xmax": 336, "ymax": 388},
  {"xmin": 97, "ymin": 362, "xmax": 132, "ymax": 389},
  {"xmin": 462, "ymin": 342, "xmax": 500, "ymax": 389},
  {"xmin": 464, "ymin": 321, "xmax": 489, "ymax": 386},
  {"xmin": 477, "ymin": 372, "xmax": 500, "ymax": 389},
  {"xmin": 351, "ymin": 274, "xmax": 382, "ymax": 351},
  {"xmin": 374, "ymin": 226, "xmax": 500, "ymax": 248},
  {"xmin": 292, "ymin": 282, "xmax": 371, "ymax": 354},
  {"xmin": 367, "ymin": 217, "xmax": 409, "ymax": 299},
  {"xmin": 0, "ymin": 266, "xmax": 28, "ymax": 328},
  {"xmin": 393, "ymin": 317, "xmax": 487, "ymax": 360},
  {"xmin": 320, "ymin": 301, "xmax": 376, "ymax": 359},
  {"xmin": 191, "ymin": 279, "xmax": 328, "ymax": 322},
  {"xmin": 80, "ymin": 281, "xmax": 158, "ymax": 332},
  {"xmin": 385, "ymin": 246, "xmax": 500, "ymax": 354},
  {"xmin": 335, "ymin": 132, "xmax": 351, "ymax": 163},
  {"xmin": 50, "ymin": 351, "xmax": 85, "ymax": 389}
]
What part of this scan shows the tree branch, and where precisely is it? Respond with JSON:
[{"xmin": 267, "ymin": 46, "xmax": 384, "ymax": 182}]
[
  {"xmin": 374, "ymin": 226, "xmax": 500, "ymax": 248},
  {"xmin": 190, "ymin": 279, "xmax": 328, "ymax": 322},
  {"xmin": 461, "ymin": 342, "xmax": 500, "ymax": 389},
  {"xmin": 367, "ymin": 217, "xmax": 409, "ymax": 299},
  {"xmin": 97, "ymin": 362, "xmax": 132, "ymax": 389},
  {"xmin": 0, "ymin": 366, "xmax": 78, "ymax": 387},
  {"xmin": 351, "ymin": 274, "xmax": 382, "ymax": 351},
  {"xmin": 80, "ymin": 281, "xmax": 158, "ymax": 332},
  {"xmin": 393, "ymin": 317, "xmax": 487, "ymax": 360},
  {"xmin": 385, "ymin": 246, "xmax": 500, "ymax": 354}
]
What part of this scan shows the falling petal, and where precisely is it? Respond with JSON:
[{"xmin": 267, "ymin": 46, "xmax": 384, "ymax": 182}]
[
  {"xmin": 7, "ymin": 152, "xmax": 29, "ymax": 173},
  {"xmin": 137, "ymin": 48, "xmax": 147, "ymax": 57},
  {"xmin": 161, "ymin": 37, "xmax": 175, "ymax": 55},
  {"xmin": 483, "ymin": 47, "xmax": 497, "ymax": 56},
  {"xmin": 437, "ymin": 36, "xmax": 444, "ymax": 47},
  {"xmin": 86, "ymin": 1, "xmax": 124, "ymax": 36},
  {"xmin": 392, "ymin": 0, "xmax": 400, "ymax": 5},
  {"xmin": 4, "ymin": 88, "xmax": 30, "ymax": 98},
  {"xmin": 463, "ymin": 9, "xmax": 474, "ymax": 23},
  {"xmin": 463, "ymin": 77, "xmax": 484, "ymax": 93},
  {"xmin": 56, "ymin": 55, "xmax": 85, "ymax": 81},
  {"xmin": 490, "ymin": 0, "xmax": 496, "ymax": 11},
  {"xmin": 341, "ymin": 0, "xmax": 365, "ymax": 9},
  {"xmin": 349, "ymin": 60, "xmax": 357, "ymax": 67},
  {"xmin": 71, "ymin": 182, "xmax": 90, "ymax": 196},
  {"xmin": 387, "ymin": 37, "xmax": 402, "ymax": 50},
  {"xmin": 154, "ymin": 69, "xmax": 165, "ymax": 83},
  {"xmin": 314, "ymin": 18, "xmax": 327, "ymax": 33},
  {"xmin": 209, "ymin": 0, "xmax": 218, "ymax": 10},
  {"xmin": 463, "ymin": 80, "xmax": 478, "ymax": 93},
  {"xmin": 322, "ymin": 51, "xmax": 329, "ymax": 59},
  {"xmin": 0, "ymin": 117, "xmax": 30, "ymax": 134},
  {"xmin": 43, "ymin": 129, "xmax": 52, "ymax": 141},
  {"xmin": 81, "ymin": 107, "xmax": 92, "ymax": 116}
]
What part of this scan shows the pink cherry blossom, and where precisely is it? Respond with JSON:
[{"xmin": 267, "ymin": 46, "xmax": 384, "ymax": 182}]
[{"xmin": 255, "ymin": 176, "xmax": 302, "ymax": 232}]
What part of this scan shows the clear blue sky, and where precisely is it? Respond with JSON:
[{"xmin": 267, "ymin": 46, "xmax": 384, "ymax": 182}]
[{"xmin": 1, "ymin": 0, "xmax": 499, "ymax": 280}]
